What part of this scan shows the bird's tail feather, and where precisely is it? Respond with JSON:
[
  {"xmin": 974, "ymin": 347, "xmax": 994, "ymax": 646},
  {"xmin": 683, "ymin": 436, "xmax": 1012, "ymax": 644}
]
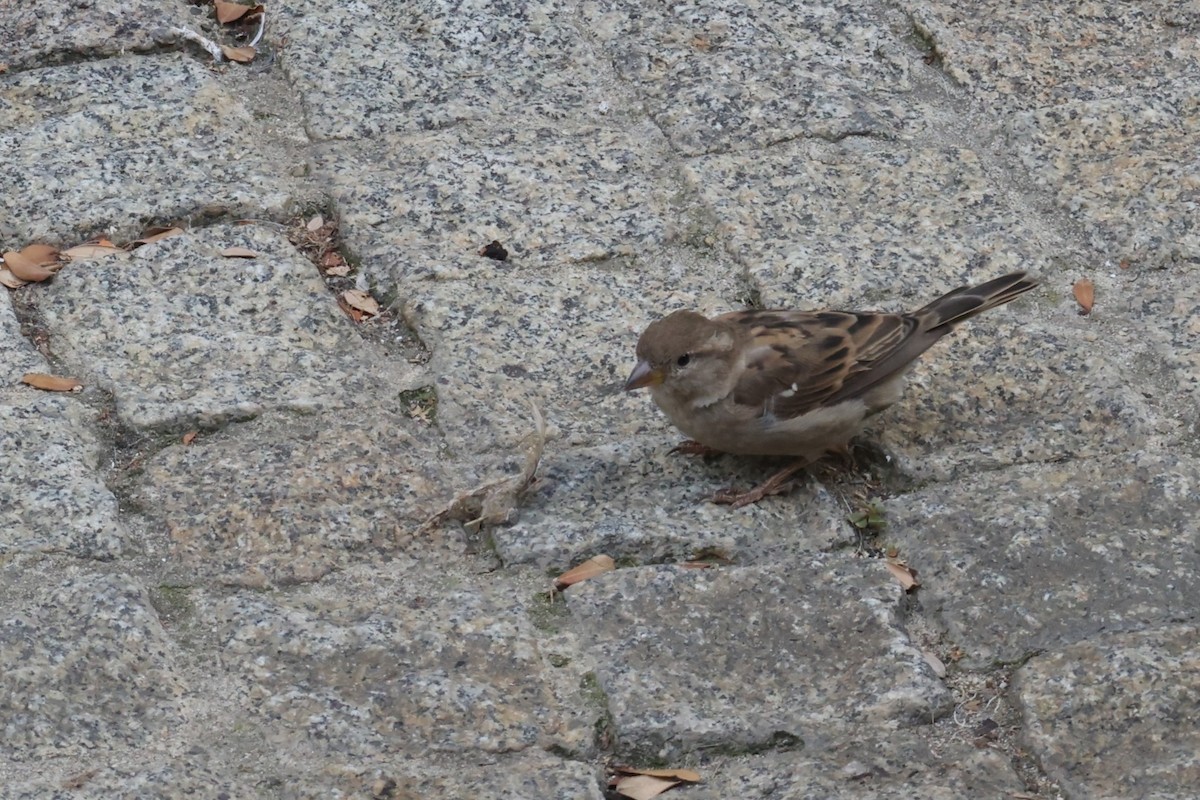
[{"xmin": 915, "ymin": 271, "xmax": 1039, "ymax": 331}]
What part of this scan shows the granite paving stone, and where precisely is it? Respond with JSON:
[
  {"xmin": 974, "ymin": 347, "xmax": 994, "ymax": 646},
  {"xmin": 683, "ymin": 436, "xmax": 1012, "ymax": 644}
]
[
  {"xmin": 0, "ymin": 390, "xmax": 126, "ymax": 560},
  {"xmin": 0, "ymin": 55, "xmax": 307, "ymax": 246},
  {"xmin": 1010, "ymin": 81, "xmax": 1200, "ymax": 265},
  {"xmin": 317, "ymin": 121, "xmax": 688, "ymax": 276},
  {"xmin": 903, "ymin": 1, "xmax": 1200, "ymax": 265},
  {"xmin": 1015, "ymin": 623, "xmax": 1200, "ymax": 799},
  {"xmin": 3, "ymin": 0, "xmax": 1200, "ymax": 794},
  {"xmin": 683, "ymin": 139, "xmax": 1068, "ymax": 309},
  {"xmin": 0, "ymin": 571, "xmax": 186, "ymax": 762},
  {"xmin": 297, "ymin": 752, "xmax": 605, "ymax": 800},
  {"xmin": 581, "ymin": 0, "xmax": 919, "ymax": 155},
  {"xmin": 567, "ymin": 561, "xmax": 953, "ymax": 761},
  {"xmin": 204, "ymin": 560, "xmax": 596, "ymax": 760},
  {"xmin": 1141, "ymin": 269, "xmax": 1200, "ymax": 421},
  {"xmin": 884, "ymin": 453, "xmax": 1200, "ymax": 666},
  {"xmin": 903, "ymin": 0, "xmax": 1200, "ymax": 109},
  {"xmin": 0, "ymin": 298, "xmax": 123, "ymax": 558},
  {"xmin": 872, "ymin": 311, "xmax": 1182, "ymax": 483},
  {"xmin": 0, "ymin": 0, "xmax": 199, "ymax": 72},
  {"xmin": 134, "ymin": 408, "xmax": 484, "ymax": 586},
  {"xmin": 494, "ymin": 440, "xmax": 853, "ymax": 568},
  {"xmin": 685, "ymin": 736, "xmax": 1028, "ymax": 799},
  {"xmin": 4, "ymin": 757, "xmax": 238, "ymax": 800},
  {"xmin": 274, "ymin": 0, "xmax": 626, "ymax": 140},
  {"xmin": 26, "ymin": 224, "xmax": 427, "ymax": 431},
  {"xmin": 0, "ymin": 293, "xmax": 47, "ymax": 383}
]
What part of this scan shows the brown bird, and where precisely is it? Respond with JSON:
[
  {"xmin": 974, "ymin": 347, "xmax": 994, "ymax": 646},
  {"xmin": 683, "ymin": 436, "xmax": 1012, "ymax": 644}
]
[{"xmin": 624, "ymin": 272, "xmax": 1039, "ymax": 507}]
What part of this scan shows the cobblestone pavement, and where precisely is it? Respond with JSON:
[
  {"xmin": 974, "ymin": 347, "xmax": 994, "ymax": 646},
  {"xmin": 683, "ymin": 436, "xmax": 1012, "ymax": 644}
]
[{"xmin": 2, "ymin": 1, "xmax": 1198, "ymax": 798}]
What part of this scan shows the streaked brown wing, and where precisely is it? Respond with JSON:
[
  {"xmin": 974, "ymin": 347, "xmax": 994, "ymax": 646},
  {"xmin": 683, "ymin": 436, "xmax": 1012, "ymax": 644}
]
[{"xmin": 717, "ymin": 309, "xmax": 917, "ymax": 420}]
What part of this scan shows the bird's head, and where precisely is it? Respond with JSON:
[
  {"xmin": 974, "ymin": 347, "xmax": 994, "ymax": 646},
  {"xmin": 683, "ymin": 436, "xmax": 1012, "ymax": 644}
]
[{"xmin": 624, "ymin": 311, "xmax": 740, "ymax": 406}]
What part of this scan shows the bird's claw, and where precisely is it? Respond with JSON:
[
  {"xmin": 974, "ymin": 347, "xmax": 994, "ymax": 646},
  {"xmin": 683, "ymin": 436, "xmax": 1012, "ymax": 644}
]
[
  {"xmin": 669, "ymin": 440, "xmax": 720, "ymax": 457},
  {"xmin": 710, "ymin": 462, "xmax": 809, "ymax": 508}
]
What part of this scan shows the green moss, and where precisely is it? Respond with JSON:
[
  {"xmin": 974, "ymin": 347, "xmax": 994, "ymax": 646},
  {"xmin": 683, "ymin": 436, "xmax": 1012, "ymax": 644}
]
[
  {"xmin": 580, "ymin": 672, "xmax": 616, "ymax": 750},
  {"xmin": 527, "ymin": 592, "xmax": 570, "ymax": 633},
  {"xmin": 151, "ymin": 585, "xmax": 194, "ymax": 623},
  {"xmin": 847, "ymin": 500, "xmax": 887, "ymax": 532},
  {"xmin": 397, "ymin": 386, "xmax": 438, "ymax": 422}
]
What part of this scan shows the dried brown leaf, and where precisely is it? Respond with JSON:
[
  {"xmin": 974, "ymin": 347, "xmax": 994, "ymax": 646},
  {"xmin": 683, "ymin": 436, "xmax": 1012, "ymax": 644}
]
[
  {"xmin": 61, "ymin": 243, "xmax": 126, "ymax": 261},
  {"xmin": 611, "ymin": 775, "xmax": 681, "ymax": 800},
  {"xmin": 614, "ymin": 767, "xmax": 701, "ymax": 783},
  {"xmin": 342, "ymin": 289, "xmax": 380, "ymax": 317},
  {"xmin": 0, "ymin": 269, "xmax": 28, "ymax": 289},
  {"xmin": 422, "ymin": 401, "xmax": 546, "ymax": 533},
  {"xmin": 21, "ymin": 373, "xmax": 82, "ymax": 392},
  {"xmin": 221, "ymin": 246, "xmax": 258, "ymax": 258},
  {"xmin": 1073, "ymin": 278, "xmax": 1094, "ymax": 315},
  {"xmin": 134, "ymin": 226, "xmax": 184, "ymax": 246},
  {"xmin": 221, "ymin": 45, "xmax": 256, "ymax": 63},
  {"xmin": 554, "ymin": 555, "xmax": 615, "ymax": 590},
  {"xmin": 3, "ymin": 250, "xmax": 55, "ymax": 282},
  {"xmin": 885, "ymin": 561, "xmax": 920, "ymax": 591},
  {"xmin": 20, "ymin": 243, "xmax": 60, "ymax": 264},
  {"xmin": 214, "ymin": 1, "xmax": 262, "ymax": 23}
]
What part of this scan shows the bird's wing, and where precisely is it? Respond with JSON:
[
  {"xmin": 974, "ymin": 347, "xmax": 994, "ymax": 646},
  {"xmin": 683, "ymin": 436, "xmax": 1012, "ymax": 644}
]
[{"xmin": 717, "ymin": 309, "xmax": 921, "ymax": 420}]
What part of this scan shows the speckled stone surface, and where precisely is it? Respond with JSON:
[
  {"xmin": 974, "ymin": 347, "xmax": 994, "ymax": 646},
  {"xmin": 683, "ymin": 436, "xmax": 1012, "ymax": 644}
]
[
  {"xmin": 686, "ymin": 737, "xmax": 1027, "ymax": 798},
  {"xmin": 4, "ymin": 0, "xmax": 1200, "ymax": 795},
  {"xmin": 275, "ymin": 0, "xmax": 624, "ymax": 140},
  {"xmin": 27, "ymin": 225, "xmax": 427, "ymax": 431},
  {"xmin": 903, "ymin": 1, "xmax": 1200, "ymax": 108},
  {"xmin": 0, "ymin": 571, "xmax": 185, "ymax": 761},
  {"xmin": 0, "ymin": 294, "xmax": 46, "ymax": 382},
  {"xmin": 884, "ymin": 453, "xmax": 1200, "ymax": 666},
  {"xmin": 1015, "ymin": 623, "xmax": 1200, "ymax": 799},
  {"xmin": 317, "ymin": 122, "xmax": 689, "ymax": 273},
  {"xmin": 684, "ymin": 140, "xmax": 1067, "ymax": 308},
  {"xmin": 4, "ymin": 759, "xmax": 237, "ymax": 800},
  {"xmin": 905, "ymin": 1, "xmax": 1200, "ymax": 265},
  {"xmin": 134, "ymin": 409, "xmax": 482, "ymax": 586},
  {"xmin": 0, "ymin": 0, "xmax": 200, "ymax": 71},
  {"xmin": 567, "ymin": 562, "xmax": 953, "ymax": 761},
  {"xmin": 1010, "ymin": 80, "xmax": 1200, "ymax": 265},
  {"xmin": 203, "ymin": 560, "xmax": 596, "ymax": 759},
  {"xmin": 0, "ymin": 55, "xmax": 306, "ymax": 244},
  {"xmin": 494, "ymin": 441, "xmax": 852, "ymax": 567},
  {"xmin": 0, "ymin": 392, "xmax": 124, "ymax": 559},
  {"xmin": 873, "ymin": 310, "xmax": 1182, "ymax": 483},
  {"xmin": 581, "ymin": 0, "xmax": 919, "ymax": 154}
]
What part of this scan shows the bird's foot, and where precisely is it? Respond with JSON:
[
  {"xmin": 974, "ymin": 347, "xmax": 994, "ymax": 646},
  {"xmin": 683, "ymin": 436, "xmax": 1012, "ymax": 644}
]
[
  {"xmin": 711, "ymin": 462, "xmax": 809, "ymax": 509},
  {"xmin": 669, "ymin": 440, "xmax": 721, "ymax": 457}
]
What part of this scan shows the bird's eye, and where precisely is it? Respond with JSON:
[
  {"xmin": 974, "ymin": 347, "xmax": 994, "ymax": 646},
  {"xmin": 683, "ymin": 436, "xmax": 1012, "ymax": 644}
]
[{"xmin": 676, "ymin": 354, "xmax": 691, "ymax": 367}]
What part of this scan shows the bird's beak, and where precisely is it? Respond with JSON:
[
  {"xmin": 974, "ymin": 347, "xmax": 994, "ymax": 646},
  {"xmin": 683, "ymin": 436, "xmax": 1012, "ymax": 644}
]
[{"xmin": 623, "ymin": 360, "xmax": 663, "ymax": 392}]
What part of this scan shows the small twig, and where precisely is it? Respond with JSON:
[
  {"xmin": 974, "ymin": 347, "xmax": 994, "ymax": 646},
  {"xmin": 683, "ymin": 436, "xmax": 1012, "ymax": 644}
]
[
  {"xmin": 421, "ymin": 400, "xmax": 548, "ymax": 533},
  {"xmin": 248, "ymin": 9, "xmax": 266, "ymax": 47},
  {"xmin": 169, "ymin": 26, "xmax": 225, "ymax": 62}
]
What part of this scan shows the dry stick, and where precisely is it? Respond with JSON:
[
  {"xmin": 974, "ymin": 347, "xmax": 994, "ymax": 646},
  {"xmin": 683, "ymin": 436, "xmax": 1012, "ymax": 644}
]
[
  {"xmin": 421, "ymin": 401, "xmax": 547, "ymax": 533},
  {"xmin": 169, "ymin": 26, "xmax": 225, "ymax": 61}
]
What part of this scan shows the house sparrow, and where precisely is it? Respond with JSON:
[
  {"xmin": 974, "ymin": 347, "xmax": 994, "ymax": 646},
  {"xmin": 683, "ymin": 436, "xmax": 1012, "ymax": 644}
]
[{"xmin": 624, "ymin": 271, "xmax": 1038, "ymax": 507}]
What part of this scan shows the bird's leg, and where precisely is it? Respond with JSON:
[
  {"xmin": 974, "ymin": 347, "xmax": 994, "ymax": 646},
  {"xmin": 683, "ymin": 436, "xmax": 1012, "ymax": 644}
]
[
  {"xmin": 669, "ymin": 440, "xmax": 721, "ymax": 457},
  {"xmin": 711, "ymin": 460, "xmax": 809, "ymax": 509}
]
